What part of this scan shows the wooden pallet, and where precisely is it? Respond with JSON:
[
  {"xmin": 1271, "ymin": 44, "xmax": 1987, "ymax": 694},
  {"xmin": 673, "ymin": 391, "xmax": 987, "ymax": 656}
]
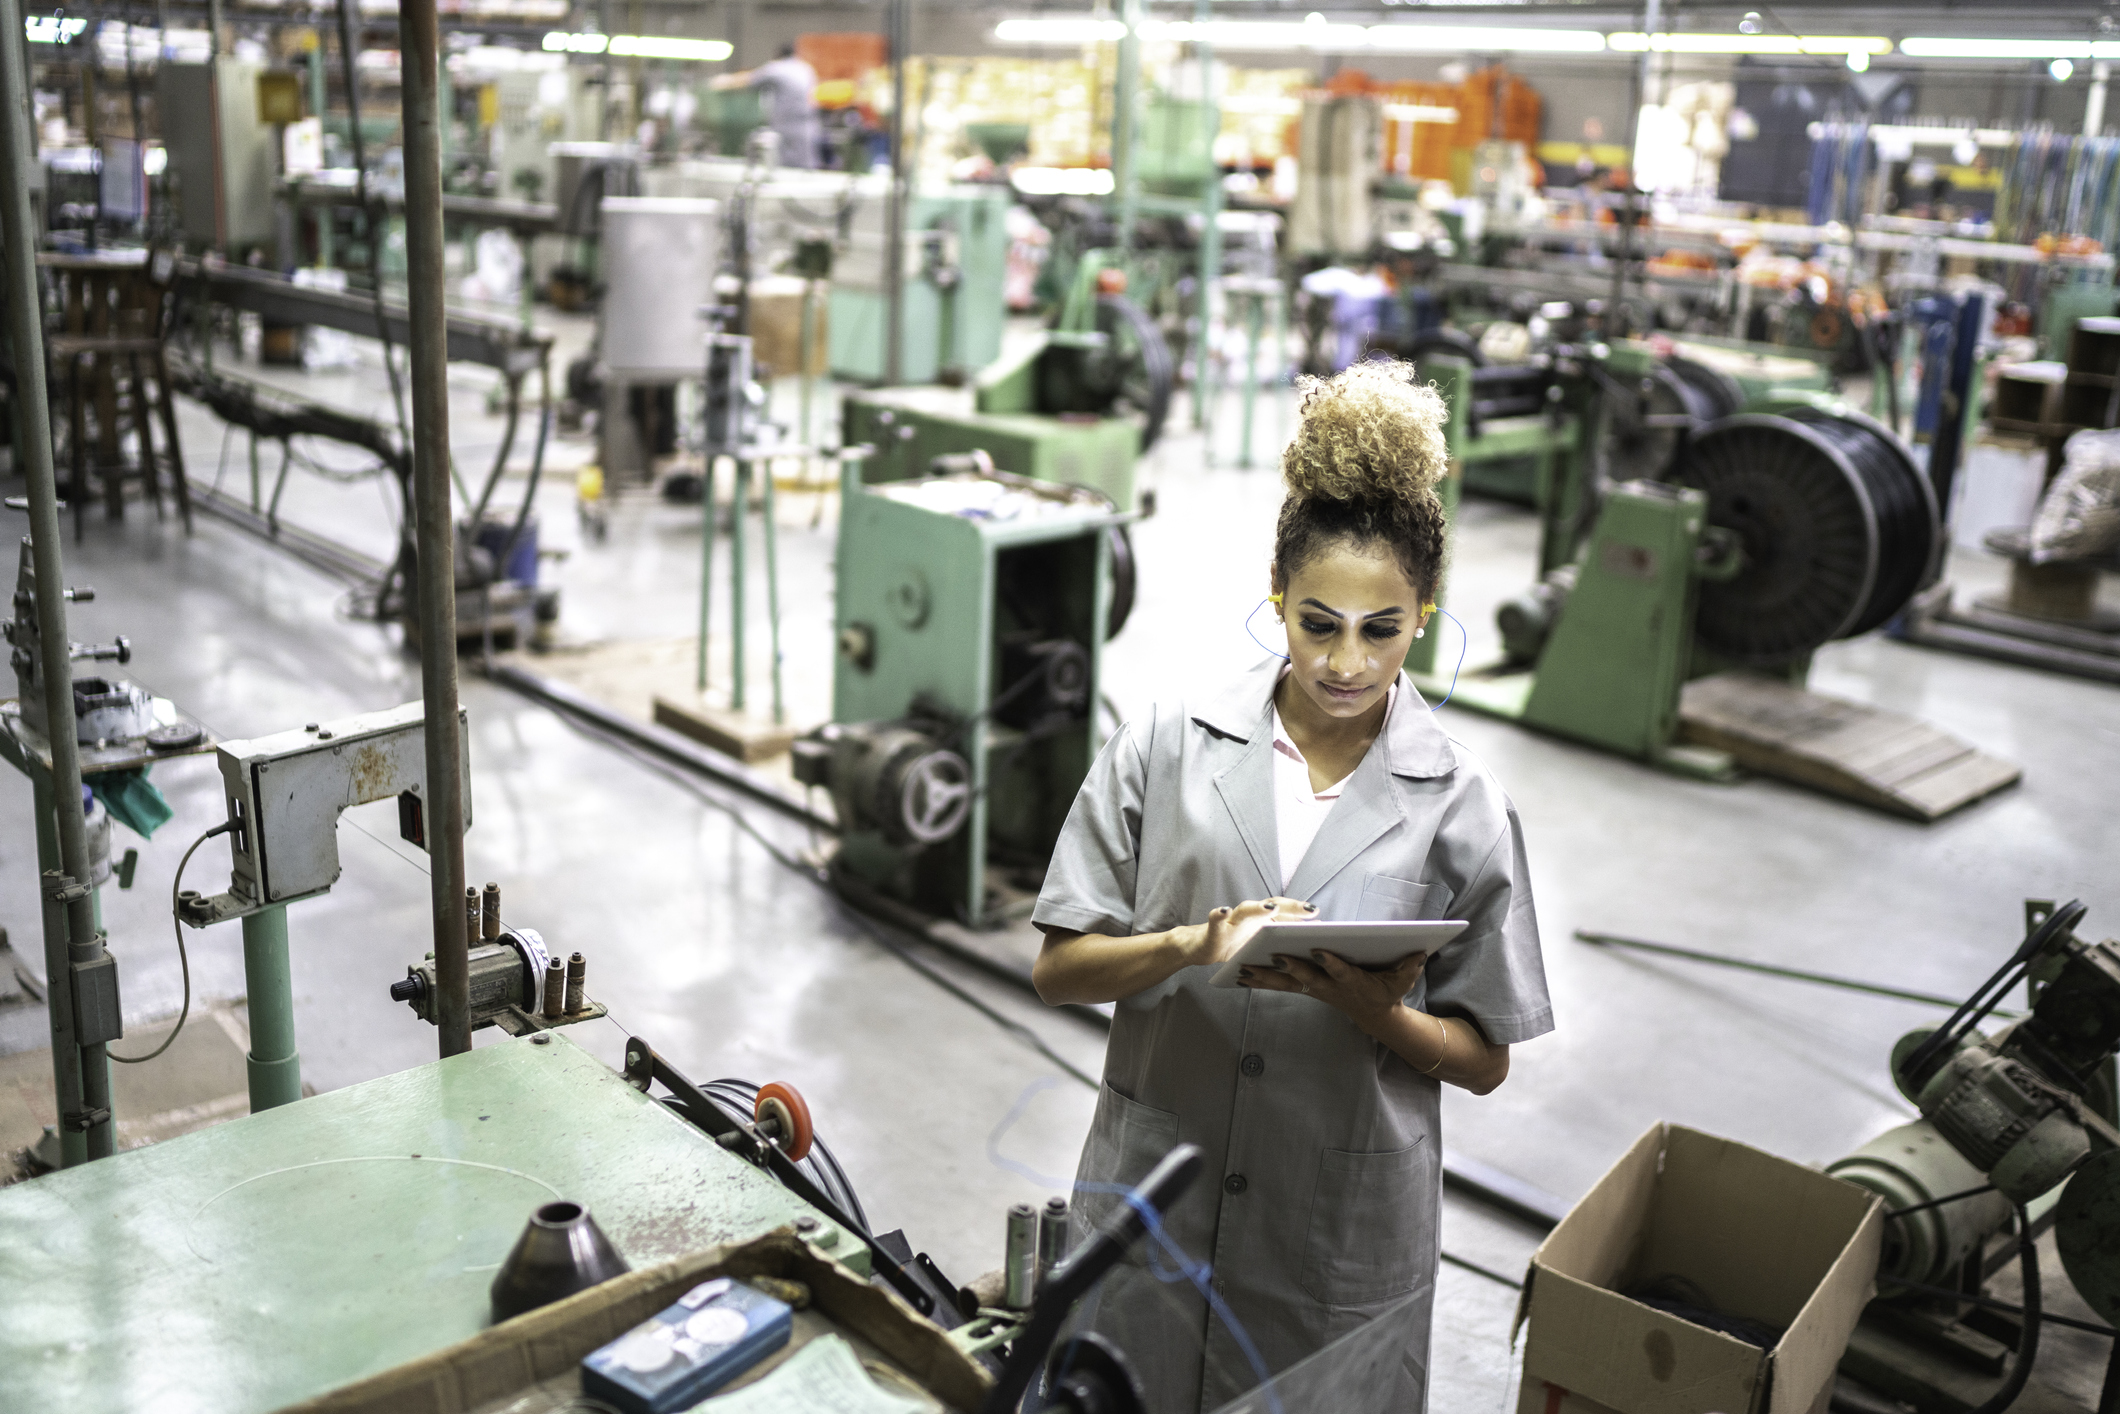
[{"xmin": 1677, "ymin": 672, "xmax": 2022, "ymax": 821}]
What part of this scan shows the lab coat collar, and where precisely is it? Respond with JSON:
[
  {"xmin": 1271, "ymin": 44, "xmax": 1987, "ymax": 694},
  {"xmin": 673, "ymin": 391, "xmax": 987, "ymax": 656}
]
[{"xmin": 1192, "ymin": 656, "xmax": 1458, "ymax": 780}]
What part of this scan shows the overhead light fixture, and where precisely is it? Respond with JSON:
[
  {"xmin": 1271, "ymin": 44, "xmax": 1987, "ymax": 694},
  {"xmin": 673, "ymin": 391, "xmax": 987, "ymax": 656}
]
[
  {"xmin": 2052, "ymin": 58, "xmax": 2076, "ymax": 81},
  {"xmin": 992, "ymin": 17, "xmax": 1128, "ymax": 43},
  {"xmin": 543, "ymin": 30, "xmax": 608, "ymax": 53},
  {"xmin": 1370, "ymin": 24, "xmax": 1605, "ymax": 53},
  {"xmin": 1011, "ymin": 166, "xmax": 1115, "ymax": 196},
  {"xmin": 1846, "ymin": 50, "xmax": 1869, "ymax": 72},
  {"xmin": 606, "ymin": 35, "xmax": 732, "ymax": 60},
  {"xmin": 1898, "ymin": 37, "xmax": 2093, "ymax": 59},
  {"xmin": 1382, "ymin": 103, "xmax": 1460, "ymax": 123},
  {"xmin": 25, "ymin": 14, "xmax": 88, "ymax": 42},
  {"xmin": 1608, "ymin": 32, "xmax": 1889, "ymax": 56}
]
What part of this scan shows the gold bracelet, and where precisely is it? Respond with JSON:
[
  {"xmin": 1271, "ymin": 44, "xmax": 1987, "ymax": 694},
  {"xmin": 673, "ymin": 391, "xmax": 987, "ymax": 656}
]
[{"xmin": 1419, "ymin": 1014, "xmax": 1448, "ymax": 1074}]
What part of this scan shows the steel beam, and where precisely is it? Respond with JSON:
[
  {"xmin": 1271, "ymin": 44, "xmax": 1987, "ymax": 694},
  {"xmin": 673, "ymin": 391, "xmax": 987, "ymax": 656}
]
[{"xmin": 400, "ymin": 0, "xmax": 472, "ymax": 1058}]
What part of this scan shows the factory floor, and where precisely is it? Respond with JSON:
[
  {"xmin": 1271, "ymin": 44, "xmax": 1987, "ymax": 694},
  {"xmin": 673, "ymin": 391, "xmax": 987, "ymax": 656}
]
[{"xmin": 2, "ymin": 315, "xmax": 2118, "ymax": 1411}]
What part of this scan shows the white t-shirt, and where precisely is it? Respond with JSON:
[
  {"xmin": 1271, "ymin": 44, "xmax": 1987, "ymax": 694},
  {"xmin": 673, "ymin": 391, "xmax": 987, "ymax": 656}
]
[{"xmin": 1268, "ymin": 679, "xmax": 1397, "ymax": 891}]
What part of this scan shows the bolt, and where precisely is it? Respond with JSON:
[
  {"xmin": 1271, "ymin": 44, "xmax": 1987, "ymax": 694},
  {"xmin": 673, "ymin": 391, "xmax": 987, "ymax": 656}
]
[
  {"xmin": 304, "ymin": 723, "xmax": 319, "ymax": 731},
  {"xmin": 530, "ymin": 1032, "xmax": 551, "ymax": 1045}
]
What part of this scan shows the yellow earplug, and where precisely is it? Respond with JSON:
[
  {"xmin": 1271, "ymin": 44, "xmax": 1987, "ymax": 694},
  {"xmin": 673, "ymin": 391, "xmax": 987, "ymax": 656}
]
[{"xmin": 1267, "ymin": 593, "xmax": 1283, "ymax": 604}]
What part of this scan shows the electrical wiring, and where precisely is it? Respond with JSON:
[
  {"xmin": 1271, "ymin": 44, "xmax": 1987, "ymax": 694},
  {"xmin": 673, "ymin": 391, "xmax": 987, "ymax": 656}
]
[{"xmin": 108, "ymin": 820, "xmax": 232, "ymax": 1065}]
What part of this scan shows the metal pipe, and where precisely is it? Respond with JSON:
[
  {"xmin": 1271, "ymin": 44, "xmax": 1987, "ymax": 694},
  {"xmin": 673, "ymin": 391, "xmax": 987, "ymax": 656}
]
[
  {"xmin": 2089, "ymin": 62, "xmax": 2111, "ymax": 139},
  {"xmin": 1, "ymin": 0, "xmax": 118, "ymax": 1163},
  {"xmin": 400, "ymin": 0, "xmax": 471, "ymax": 1058},
  {"xmin": 1113, "ymin": 0, "xmax": 1143, "ymax": 249},
  {"xmin": 1189, "ymin": 0, "xmax": 1220, "ymax": 430},
  {"xmin": 1608, "ymin": 0, "xmax": 1659, "ymax": 335},
  {"xmin": 882, "ymin": 0, "xmax": 907, "ymax": 385},
  {"xmin": 482, "ymin": 880, "xmax": 501, "ymax": 939},
  {"xmin": 240, "ymin": 906, "xmax": 302, "ymax": 1109}
]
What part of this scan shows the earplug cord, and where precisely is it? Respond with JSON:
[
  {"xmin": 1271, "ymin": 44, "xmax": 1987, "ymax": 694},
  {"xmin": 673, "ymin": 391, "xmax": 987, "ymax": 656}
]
[{"xmin": 1243, "ymin": 601, "xmax": 1469, "ymax": 712}]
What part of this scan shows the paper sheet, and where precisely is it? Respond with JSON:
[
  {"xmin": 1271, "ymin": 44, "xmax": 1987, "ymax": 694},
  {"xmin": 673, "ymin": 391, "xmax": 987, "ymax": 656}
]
[{"xmin": 693, "ymin": 1333, "xmax": 942, "ymax": 1414}]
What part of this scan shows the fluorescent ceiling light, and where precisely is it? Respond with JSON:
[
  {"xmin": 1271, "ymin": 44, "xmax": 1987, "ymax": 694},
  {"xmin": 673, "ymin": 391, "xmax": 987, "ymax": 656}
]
[
  {"xmin": 544, "ymin": 30, "xmax": 609, "ymax": 52},
  {"xmin": 1370, "ymin": 24, "xmax": 1604, "ymax": 53},
  {"xmin": 1898, "ymin": 37, "xmax": 2092, "ymax": 59},
  {"xmin": 993, "ymin": 17, "xmax": 1127, "ymax": 43},
  {"xmin": 25, "ymin": 15, "xmax": 88, "ymax": 42},
  {"xmin": 1383, "ymin": 103, "xmax": 1460, "ymax": 123},
  {"xmin": 607, "ymin": 35, "xmax": 732, "ymax": 60},
  {"xmin": 1608, "ymin": 32, "xmax": 1888, "ymax": 55},
  {"xmin": 1011, "ymin": 166, "xmax": 1115, "ymax": 196}
]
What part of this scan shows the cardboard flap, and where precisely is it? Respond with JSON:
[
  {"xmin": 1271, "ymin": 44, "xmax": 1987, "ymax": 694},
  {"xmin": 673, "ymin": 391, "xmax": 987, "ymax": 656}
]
[
  {"xmin": 1766, "ymin": 1185, "xmax": 1884, "ymax": 1414},
  {"xmin": 1524, "ymin": 1267, "xmax": 1765, "ymax": 1414}
]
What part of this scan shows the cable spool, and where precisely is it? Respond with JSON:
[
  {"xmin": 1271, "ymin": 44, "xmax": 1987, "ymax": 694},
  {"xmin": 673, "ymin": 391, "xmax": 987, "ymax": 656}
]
[{"xmin": 1672, "ymin": 407, "xmax": 1938, "ymax": 665}]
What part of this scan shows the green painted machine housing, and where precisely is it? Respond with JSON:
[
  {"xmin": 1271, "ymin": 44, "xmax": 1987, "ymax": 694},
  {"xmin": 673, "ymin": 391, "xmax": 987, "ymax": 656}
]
[
  {"xmin": 829, "ymin": 187, "xmax": 1011, "ymax": 385},
  {"xmin": 842, "ymin": 382, "xmax": 1142, "ymax": 512},
  {"xmin": 0, "ymin": 1031, "xmax": 865, "ymax": 1414},
  {"xmin": 834, "ymin": 474, "xmax": 1122, "ymax": 922},
  {"xmin": 1427, "ymin": 355, "xmax": 1593, "ymax": 508}
]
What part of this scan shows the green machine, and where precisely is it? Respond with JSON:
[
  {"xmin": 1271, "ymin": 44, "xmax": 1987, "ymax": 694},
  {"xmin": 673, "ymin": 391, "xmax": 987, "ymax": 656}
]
[
  {"xmin": 1412, "ymin": 395, "xmax": 1978, "ymax": 801},
  {"xmin": 798, "ymin": 463, "xmax": 1130, "ymax": 925},
  {"xmin": 830, "ymin": 185, "xmax": 1012, "ymax": 386}
]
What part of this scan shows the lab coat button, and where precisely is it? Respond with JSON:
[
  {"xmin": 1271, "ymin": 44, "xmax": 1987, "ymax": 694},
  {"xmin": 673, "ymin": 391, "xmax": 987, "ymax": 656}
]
[
  {"xmin": 1240, "ymin": 1053, "xmax": 1265, "ymax": 1077},
  {"xmin": 1223, "ymin": 1173, "xmax": 1248, "ymax": 1195}
]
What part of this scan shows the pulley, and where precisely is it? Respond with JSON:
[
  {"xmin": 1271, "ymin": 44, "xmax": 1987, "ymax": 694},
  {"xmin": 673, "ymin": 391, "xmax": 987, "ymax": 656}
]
[
  {"xmin": 1671, "ymin": 407, "xmax": 1938, "ymax": 665},
  {"xmin": 1604, "ymin": 355, "xmax": 1743, "ymax": 480}
]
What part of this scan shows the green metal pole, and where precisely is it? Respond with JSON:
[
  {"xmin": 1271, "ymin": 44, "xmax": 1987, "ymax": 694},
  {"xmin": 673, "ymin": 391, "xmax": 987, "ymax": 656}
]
[
  {"xmin": 240, "ymin": 906, "xmax": 302, "ymax": 1110},
  {"xmin": 731, "ymin": 460, "xmax": 749, "ymax": 712},
  {"xmin": 798, "ymin": 281, "xmax": 816, "ymax": 450},
  {"xmin": 310, "ymin": 51, "xmax": 334, "ymax": 269},
  {"xmin": 1190, "ymin": 0, "xmax": 1219, "ymax": 430},
  {"xmin": 760, "ymin": 459, "xmax": 784, "ymax": 725},
  {"xmin": 31, "ymin": 772, "xmax": 88, "ymax": 1168},
  {"xmin": 1113, "ymin": 0, "xmax": 1143, "ymax": 250},
  {"xmin": 696, "ymin": 457, "xmax": 716, "ymax": 692},
  {"xmin": 1238, "ymin": 287, "xmax": 1262, "ymax": 468}
]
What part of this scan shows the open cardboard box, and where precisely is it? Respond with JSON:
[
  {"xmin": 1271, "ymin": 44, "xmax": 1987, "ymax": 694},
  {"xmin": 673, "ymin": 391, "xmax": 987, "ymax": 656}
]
[{"xmin": 1513, "ymin": 1123, "xmax": 1884, "ymax": 1414}]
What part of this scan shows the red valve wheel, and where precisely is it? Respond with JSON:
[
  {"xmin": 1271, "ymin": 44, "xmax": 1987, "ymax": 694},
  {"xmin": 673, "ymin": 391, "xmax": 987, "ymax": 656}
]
[{"xmin": 755, "ymin": 1082, "xmax": 814, "ymax": 1164}]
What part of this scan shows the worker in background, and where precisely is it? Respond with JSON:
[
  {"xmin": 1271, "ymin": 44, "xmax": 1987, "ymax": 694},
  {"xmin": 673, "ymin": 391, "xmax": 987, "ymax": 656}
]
[
  {"xmin": 1031, "ymin": 361, "xmax": 1552, "ymax": 1413},
  {"xmin": 714, "ymin": 43, "xmax": 819, "ymax": 169}
]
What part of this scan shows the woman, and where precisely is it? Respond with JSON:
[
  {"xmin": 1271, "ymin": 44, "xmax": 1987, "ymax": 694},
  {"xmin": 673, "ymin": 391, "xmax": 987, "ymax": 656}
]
[{"xmin": 1031, "ymin": 360, "xmax": 1551, "ymax": 1413}]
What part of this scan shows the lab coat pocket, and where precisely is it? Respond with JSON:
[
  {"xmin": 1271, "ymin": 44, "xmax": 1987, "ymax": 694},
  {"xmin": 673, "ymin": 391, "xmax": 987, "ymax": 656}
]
[
  {"xmin": 1357, "ymin": 873, "xmax": 1454, "ymax": 921},
  {"xmin": 1298, "ymin": 1138, "xmax": 1437, "ymax": 1306},
  {"xmin": 1074, "ymin": 1082, "xmax": 1182, "ymax": 1263}
]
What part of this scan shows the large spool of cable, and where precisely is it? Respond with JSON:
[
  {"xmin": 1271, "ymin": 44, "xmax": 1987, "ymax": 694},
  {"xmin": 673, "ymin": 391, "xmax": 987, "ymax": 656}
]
[{"xmin": 1671, "ymin": 407, "xmax": 1939, "ymax": 664}]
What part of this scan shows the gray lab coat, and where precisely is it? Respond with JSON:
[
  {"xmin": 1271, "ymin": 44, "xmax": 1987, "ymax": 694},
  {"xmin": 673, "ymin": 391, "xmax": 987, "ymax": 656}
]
[{"xmin": 1032, "ymin": 658, "xmax": 1552, "ymax": 1413}]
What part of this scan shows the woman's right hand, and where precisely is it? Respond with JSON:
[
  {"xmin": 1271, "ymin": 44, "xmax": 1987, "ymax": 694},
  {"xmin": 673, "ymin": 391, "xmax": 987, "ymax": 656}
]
[{"xmin": 1188, "ymin": 897, "xmax": 1317, "ymax": 968}]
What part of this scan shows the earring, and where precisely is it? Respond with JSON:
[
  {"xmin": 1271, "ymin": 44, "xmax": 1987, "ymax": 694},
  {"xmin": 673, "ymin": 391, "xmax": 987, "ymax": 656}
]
[{"xmin": 1414, "ymin": 627, "xmax": 1425, "ymax": 638}]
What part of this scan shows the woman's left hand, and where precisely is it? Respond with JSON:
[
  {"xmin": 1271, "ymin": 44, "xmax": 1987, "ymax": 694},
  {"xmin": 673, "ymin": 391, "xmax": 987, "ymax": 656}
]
[{"xmin": 1238, "ymin": 949, "xmax": 1428, "ymax": 1031}]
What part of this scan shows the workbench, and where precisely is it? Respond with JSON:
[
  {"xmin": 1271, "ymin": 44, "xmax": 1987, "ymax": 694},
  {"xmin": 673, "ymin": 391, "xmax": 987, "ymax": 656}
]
[{"xmin": 0, "ymin": 1031, "xmax": 860, "ymax": 1413}]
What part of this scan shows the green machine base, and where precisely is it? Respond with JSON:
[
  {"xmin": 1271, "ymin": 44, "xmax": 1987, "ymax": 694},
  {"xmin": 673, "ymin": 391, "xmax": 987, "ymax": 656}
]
[
  {"xmin": 1413, "ymin": 479, "xmax": 1742, "ymax": 781},
  {"xmin": 0, "ymin": 1031, "xmax": 864, "ymax": 1414}
]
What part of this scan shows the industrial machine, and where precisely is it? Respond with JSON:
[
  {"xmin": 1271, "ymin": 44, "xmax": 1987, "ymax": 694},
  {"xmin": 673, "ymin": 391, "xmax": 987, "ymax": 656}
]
[
  {"xmin": 1417, "ymin": 381, "xmax": 2022, "ymax": 821},
  {"xmin": 831, "ymin": 184, "xmax": 1012, "ymax": 386},
  {"xmin": 798, "ymin": 458, "xmax": 1131, "ymax": 925},
  {"xmin": 1829, "ymin": 900, "xmax": 2120, "ymax": 1413}
]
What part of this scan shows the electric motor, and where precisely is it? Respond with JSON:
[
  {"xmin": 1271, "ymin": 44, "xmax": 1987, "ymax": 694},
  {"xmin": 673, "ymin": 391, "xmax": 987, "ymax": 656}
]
[
  {"xmin": 391, "ymin": 926, "xmax": 551, "ymax": 1027},
  {"xmin": 794, "ymin": 723, "xmax": 973, "ymax": 847},
  {"xmin": 1828, "ymin": 1119, "xmax": 2014, "ymax": 1286}
]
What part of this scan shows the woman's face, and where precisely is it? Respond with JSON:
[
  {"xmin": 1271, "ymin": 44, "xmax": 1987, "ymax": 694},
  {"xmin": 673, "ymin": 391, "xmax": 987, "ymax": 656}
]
[{"xmin": 1275, "ymin": 541, "xmax": 1427, "ymax": 722}]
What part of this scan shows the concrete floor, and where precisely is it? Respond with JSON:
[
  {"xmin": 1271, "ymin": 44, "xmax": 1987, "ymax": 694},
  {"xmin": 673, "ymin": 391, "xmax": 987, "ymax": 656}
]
[{"xmin": 3, "ymin": 317, "xmax": 2118, "ymax": 1411}]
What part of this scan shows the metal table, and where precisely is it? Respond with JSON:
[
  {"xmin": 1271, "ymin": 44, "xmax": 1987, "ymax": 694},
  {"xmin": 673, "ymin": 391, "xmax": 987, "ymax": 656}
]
[{"xmin": 0, "ymin": 1031, "xmax": 861, "ymax": 1413}]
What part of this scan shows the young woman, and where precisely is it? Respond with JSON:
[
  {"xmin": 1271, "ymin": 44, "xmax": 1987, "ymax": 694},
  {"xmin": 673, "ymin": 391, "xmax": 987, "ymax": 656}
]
[{"xmin": 1031, "ymin": 360, "xmax": 1552, "ymax": 1412}]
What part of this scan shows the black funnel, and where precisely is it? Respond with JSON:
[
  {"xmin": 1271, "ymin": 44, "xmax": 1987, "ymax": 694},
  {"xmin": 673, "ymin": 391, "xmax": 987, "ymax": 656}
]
[{"xmin": 490, "ymin": 1199, "xmax": 631, "ymax": 1322}]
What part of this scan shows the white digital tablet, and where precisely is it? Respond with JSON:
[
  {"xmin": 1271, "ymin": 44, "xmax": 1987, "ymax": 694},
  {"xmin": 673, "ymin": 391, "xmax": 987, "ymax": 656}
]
[{"xmin": 1207, "ymin": 920, "xmax": 1468, "ymax": 989}]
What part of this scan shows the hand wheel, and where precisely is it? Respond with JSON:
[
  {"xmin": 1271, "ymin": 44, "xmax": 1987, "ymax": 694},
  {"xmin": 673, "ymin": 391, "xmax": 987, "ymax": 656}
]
[{"xmin": 755, "ymin": 1081, "xmax": 814, "ymax": 1163}]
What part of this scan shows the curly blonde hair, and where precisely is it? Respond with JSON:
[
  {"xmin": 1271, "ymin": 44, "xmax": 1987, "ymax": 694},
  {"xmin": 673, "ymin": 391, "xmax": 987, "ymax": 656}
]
[{"xmin": 1274, "ymin": 360, "xmax": 1450, "ymax": 600}]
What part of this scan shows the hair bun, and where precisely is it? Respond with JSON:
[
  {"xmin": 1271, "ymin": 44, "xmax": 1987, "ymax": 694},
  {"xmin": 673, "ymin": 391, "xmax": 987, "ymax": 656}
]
[{"xmin": 1281, "ymin": 360, "xmax": 1448, "ymax": 507}]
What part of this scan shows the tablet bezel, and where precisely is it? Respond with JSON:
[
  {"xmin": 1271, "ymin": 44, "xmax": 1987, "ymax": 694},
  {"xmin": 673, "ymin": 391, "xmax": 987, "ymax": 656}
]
[{"xmin": 1206, "ymin": 919, "xmax": 1469, "ymax": 989}]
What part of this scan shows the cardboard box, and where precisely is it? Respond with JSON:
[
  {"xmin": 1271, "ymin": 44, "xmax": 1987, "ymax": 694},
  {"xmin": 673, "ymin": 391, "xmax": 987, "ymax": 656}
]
[{"xmin": 1513, "ymin": 1124, "xmax": 1883, "ymax": 1414}]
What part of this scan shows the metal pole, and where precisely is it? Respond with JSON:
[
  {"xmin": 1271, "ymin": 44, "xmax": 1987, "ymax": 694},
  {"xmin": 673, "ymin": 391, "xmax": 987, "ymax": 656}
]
[
  {"xmin": 882, "ymin": 0, "xmax": 907, "ymax": 385},
  {"xmin": 1608, "ymin": 0, "xmax": 1659, "ymax": 337},
  {"xmin": 240, "ymin": 906, "xmax": 301, "ymax": 1108},
  {"xmin": 206, "ymin": 0, "xmax": 220, "ymax": 55},
  {"xmin": 1189, "ymin": 0, "xmax": 1220, "ymax": 430},
  {"xmin": 730, "ymin": 459, "xmax": 748, "ymax": 712},
  {"xmin": 695, "ymin": 456, "xmax": 716, "ymax": 692},
  {"xmin": 400, "ymin": 0, "xmax": 471, "ymax": 1058},
  {"xmin": 2, "ymin": 0, "xmax": 119, "ymax": 1163},
  {"xmin": 31, "ymin": 773, "xmax": 86, "ymax": 1167},
  {"xmin": 1113, "ymin": 0, "xmax": 1143, "ymax": 250},
  {"xmin": 2089, "ymin": 62, "xmax": 2112, "ymax": 139},
  {"xmin": 760, "ymin": 459, "xmax": 783, "ymax": 725}
]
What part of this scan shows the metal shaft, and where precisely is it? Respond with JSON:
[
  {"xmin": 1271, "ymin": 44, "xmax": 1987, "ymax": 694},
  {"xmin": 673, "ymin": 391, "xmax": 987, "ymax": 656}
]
[
  {"xmin": 400, "ymin": 0, "xmax": 471, "ymax": 1058},
  {"xmin": 1113, "ymin": 0, "xmax": 1143, "ymax": 248},
  {"xmin": 1037, "ymin": 1196, "xmax": 1070, "ymax": 1291},
  {"xmin": 882, "ymin": 0, "xmax": 907, "ymax": 385},
  {"xmin": 240, "ymin": 906, "xmax": 301, "ymax": 1109},
  {"xmin": 731, "ymin": 460, "xmax": 748, "ymax": 712},
  {"xmin": 1, "ymin": 0, "xmax": 118, "ymax": 1162},
  {"xmin": 1004, "ymin": 1202, "xmax": 1038, "ymax": 1309},
  {"xmin": 1608, "ymin": 0, "xmax": 1660, "ymax": 333}
]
